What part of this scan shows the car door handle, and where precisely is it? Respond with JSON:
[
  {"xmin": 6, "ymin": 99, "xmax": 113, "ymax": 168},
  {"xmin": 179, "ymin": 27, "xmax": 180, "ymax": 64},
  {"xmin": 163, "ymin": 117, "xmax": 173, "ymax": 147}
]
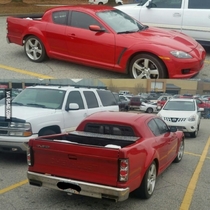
[
  {"xmin": 173, "ymin": 13, "xmax": 181, "ymax": 17},
  {"xmin": 67, "ymin": 33, "xmax": 76, "ymax": 38}
]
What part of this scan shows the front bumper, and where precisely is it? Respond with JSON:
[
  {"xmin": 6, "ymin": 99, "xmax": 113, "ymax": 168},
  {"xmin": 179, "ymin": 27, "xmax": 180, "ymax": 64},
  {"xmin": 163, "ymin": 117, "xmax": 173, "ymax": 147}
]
[
  {"xmin": 164, "ymin": 43, "xmax": 206, "ymax": 79},
  {"xmin": 0, "ymin": 134, "xmax": 38, "ymax": 152},
  {"xmin": 27, "ymin": 171, "xmax": 130, "ymax": 202},
  {"xmin": 163, "ymin": 120, "xmax": 197, "ymax": 133}
]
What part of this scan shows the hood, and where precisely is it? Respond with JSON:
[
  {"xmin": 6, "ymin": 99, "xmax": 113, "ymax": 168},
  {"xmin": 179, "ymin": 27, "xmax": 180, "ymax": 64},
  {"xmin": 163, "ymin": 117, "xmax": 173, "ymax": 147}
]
[
  {"xmin": 159, "ymin": 110, "xmax": 195, "ymax": 118},
  {"xmin": 120, "ymin": 26, "xmax": 198, "ymax": 52},
  {"xmin": 0, "ymin": 105, "xmax": 57, "ymax": 121},
  {"xmin": 115, "ymin": 3, "xmax": 139, "ymax": 9}
]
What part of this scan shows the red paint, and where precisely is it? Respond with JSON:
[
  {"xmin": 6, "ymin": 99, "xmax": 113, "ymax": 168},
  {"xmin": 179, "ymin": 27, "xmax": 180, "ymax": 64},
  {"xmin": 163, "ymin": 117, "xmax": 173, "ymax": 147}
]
[
  {"xmin": 6, "ymin": 5, "xmax": 206, "ymax": 78},
  {"xmin": 28, "ymin": 112, "xmax": 184, "ymax": 193}
]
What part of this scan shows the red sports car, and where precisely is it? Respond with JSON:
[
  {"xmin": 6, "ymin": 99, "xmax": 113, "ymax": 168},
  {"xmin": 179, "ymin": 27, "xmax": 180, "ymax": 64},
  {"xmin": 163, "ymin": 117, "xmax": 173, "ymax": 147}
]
[{"xmin": 7, "ymin": 5, "xmax": 206, "ymax": 79}]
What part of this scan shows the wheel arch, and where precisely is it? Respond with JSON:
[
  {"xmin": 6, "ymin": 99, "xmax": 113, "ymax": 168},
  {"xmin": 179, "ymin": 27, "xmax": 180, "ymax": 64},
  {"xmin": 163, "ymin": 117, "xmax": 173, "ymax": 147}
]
[
  {"xmin": 126, "ymin": 51, "xmax": 169, "ymax": 78},
  {"xmin": 38, "ymin": 125, "xmax": 61, "ymax": 136},
  {"xmin": 23, "ymin": 33, "xmax": 49, "ymax": 56}
]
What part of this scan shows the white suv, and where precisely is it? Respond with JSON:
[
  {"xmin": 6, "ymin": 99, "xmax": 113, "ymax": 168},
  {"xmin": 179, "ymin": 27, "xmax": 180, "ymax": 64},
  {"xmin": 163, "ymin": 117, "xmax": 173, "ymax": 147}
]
[
  {"xmin": 157, "ymin": 98, "xmax": 203, "ymax": 138},
  {"xmin": 0, "ymin": 86, "xmax": 119, "ymax": 153}
]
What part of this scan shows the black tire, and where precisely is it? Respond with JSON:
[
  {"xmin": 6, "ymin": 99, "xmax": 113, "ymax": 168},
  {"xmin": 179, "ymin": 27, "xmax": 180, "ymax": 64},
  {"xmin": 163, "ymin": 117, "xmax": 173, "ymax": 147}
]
[
  {"xmin": 174, "ymin": 139, "xmax": 184, "ymax": 163},
  {"xmin": 98, "ymin": 2, "xmax": 103, "ymax": 4},
  {"xmin": 134, "ymin": 161, "xmax": 157, "ymax": 199},
  {"xmin": 117, "ymin": 2, "xmax": 122, "ymax": 5},
  {"xmin": 146, "ymin": 107, "xmax": 153, "ymax": 113},
  {"xmin": 129, "ymin": 53, "xmax": 168, "ymax": 79},
  {"xmin": 190, "ymin": 126, "xmax": 198, "ymax": 138},
  {"xmin": 39, "ymin": 129, "xmax": 56, "ymax": 136},
  {"xmin": 24, "ymin": 35, "xmax": 47, "ymax": 62}
]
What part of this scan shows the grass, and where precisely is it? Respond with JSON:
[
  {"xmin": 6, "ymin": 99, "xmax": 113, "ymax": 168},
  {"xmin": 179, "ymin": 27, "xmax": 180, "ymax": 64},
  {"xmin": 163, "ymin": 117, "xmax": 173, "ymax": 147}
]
[{"xmin": 0, "ymin": 0, "xmax": 123, "ymax": 15}]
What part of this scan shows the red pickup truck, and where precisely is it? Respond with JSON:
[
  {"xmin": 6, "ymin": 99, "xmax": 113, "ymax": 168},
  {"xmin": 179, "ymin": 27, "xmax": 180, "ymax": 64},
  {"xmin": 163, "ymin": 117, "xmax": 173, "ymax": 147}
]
[{"xmin": 27, "ymin": 112, "xmax": 184, "ymax": 202}]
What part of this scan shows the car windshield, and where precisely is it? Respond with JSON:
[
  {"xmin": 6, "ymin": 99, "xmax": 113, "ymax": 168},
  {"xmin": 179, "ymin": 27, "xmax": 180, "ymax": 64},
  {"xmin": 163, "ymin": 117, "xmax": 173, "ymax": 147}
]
[
  {"xmin": 163, "ymin": 101, "xmax": 195, "ymax": 111},
  {"xmin": 12, "ymin": 88, "xmax": 66, "ymax": 109},
  {"xmin": 97, "ymin": 9, "xmax": 145, "ymax": 33}
]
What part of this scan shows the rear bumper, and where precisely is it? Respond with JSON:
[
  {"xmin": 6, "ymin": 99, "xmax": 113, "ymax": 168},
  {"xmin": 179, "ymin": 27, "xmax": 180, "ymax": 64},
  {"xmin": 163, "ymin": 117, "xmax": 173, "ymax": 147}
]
[{"xmin": 27, "ymin": 171, "xmax": 130, "ymax": 202}]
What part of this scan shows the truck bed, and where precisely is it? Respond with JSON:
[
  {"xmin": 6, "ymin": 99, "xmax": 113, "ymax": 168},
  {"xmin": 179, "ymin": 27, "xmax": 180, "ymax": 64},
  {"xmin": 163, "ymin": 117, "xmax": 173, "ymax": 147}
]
[{"xmin": 28, "ymin": 132, "xmax": 139, "ymax": 187}]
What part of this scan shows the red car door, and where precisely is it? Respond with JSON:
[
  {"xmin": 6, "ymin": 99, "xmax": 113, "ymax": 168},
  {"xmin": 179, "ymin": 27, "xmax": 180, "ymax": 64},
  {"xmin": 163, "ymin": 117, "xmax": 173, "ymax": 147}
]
[
  {"xmin": 154, "ymin": 118, "xmax": 178, "ymax": 167},
  {"xmin": 45, "ymin": 11, "xmax": 69, "ymax": 56},
  {"xmin": 66, "ymin": 11, "xmax": 115, "ymax": 68}
]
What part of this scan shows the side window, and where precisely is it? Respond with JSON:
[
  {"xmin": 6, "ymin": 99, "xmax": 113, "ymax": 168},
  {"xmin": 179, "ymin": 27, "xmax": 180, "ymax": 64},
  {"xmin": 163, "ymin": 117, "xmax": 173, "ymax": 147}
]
[
  {"xmin": 83, "ymin": 91, "xmax": 99, "ymax": 108},
  {"xmin": 66, "ymin": 91, "xmax": 84, "ymax": 110},
  {"xmin": 148, "ymin": 119, "xmax": 161, "ymax": 136},
  {"xmin": 152, "ymin": 0, "xmax": 182, "ymax": 8},
  {"xmin": 188, "ymin": 0, "xmax": 210, "ymax": 9},
  {"xmin": 71, "ymin": 11, "xmax": 101, "ymax": 29},
  {"xmin": 154, "ymin": 118, "xmax": 169, "ymax": 134},
  {"xmin": 97, "ymin": 90, "xmax": 117, "ymax": 106},
  {"xmin": 52, "ymin": 11, "xmax": 68, "ymax": 25}
]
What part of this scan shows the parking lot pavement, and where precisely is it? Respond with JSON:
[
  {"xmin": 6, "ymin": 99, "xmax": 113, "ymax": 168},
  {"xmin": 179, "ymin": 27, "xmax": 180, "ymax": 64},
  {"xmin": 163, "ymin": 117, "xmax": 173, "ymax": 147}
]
[{"xmin": 0, "ymin": 119, "xmax": 210, "ymax": 210}]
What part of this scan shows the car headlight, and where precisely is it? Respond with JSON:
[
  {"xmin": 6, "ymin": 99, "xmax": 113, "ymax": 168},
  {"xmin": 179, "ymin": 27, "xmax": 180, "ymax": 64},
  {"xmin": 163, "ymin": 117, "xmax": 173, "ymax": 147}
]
[
  {"xmin": 170, "ymin": 51, "xmax": 192, "ymax": 59},
  {"xmin": 9, "ymin": 122, "xmax": 32, "ymax": 136},
  {"xmin": 188, "ymin": 115, "xmax": 196, "ymax": 121}
]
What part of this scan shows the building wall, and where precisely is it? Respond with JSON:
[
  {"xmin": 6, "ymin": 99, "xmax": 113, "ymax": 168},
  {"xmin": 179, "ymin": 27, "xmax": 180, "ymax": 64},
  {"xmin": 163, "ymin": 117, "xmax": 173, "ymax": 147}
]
[
  {"xmin": 100, "ymin": 79, "xmax": 148, "ymax": 94},
  {"xmin": 166, "ymin": 79, "xmax": 198, "ymax": 94},
  {"xmin": 101, "ymin": 79, "xmax": 199, "ymax": 95}
]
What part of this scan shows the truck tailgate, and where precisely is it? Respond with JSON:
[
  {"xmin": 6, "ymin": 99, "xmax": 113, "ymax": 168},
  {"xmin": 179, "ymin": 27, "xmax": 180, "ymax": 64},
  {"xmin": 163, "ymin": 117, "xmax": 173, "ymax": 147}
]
[{"xmin": 29, "ymin": 140, "xmax": 120, "ymax": 187}]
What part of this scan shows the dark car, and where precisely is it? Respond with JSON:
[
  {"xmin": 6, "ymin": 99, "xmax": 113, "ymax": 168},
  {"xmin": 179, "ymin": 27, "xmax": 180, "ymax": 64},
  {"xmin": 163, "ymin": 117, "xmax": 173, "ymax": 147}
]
[
  {"xmin": 113, "ymin": 92, "xmax": 129, "ymax": 111},
  {"xmin": 129, "ymin": 95, "xmax": 148, "ymax": 110}
]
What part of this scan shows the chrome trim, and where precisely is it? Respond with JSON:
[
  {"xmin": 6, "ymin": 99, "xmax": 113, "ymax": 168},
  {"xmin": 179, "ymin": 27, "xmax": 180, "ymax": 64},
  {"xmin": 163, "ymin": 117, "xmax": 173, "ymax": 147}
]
[{"xmin": 27, "ymin": 171, "xmax": 130, "ymax": 202}]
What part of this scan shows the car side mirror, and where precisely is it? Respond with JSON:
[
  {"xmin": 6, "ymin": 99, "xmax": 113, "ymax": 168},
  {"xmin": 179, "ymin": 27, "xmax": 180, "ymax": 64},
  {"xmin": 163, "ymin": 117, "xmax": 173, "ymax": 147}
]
[
  {"xmin": 169, "ymin": 126, "xmax": 177, "ymax": 132},
  {"xmin": 89, "ymin": 25, "xmax": 105, "ymax": 32},
  {"xmin": 198, "ymin": 107, "xmax": 204, "ymax": 112},
  {"xmin": 146, "ymin": 0, "xmax": 155, "ymax": 8},
  {"xmin": 66, "ymin": 103, "xmax": 79, "ymax": 111}
]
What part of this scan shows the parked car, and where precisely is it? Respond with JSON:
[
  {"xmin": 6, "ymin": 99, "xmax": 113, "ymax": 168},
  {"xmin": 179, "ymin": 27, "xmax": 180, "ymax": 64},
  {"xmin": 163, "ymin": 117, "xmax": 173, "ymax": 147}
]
[
  {"xmin": 113, "ymin": 92, "xmax": 129, "ymax": 111},
  {"xmin": 6, "ymin": 5, "xmax": 205, "ymax": 79},
  {"xmin": 119, "ymin": 90, "xmax": 130, "ymax": 95},
  {"xmin": 89, "ymin": 0, "xmax": 123, "ymax": 5},
  {"xmin": 157, "ymin": 98, "xmax": 203, "ymax": 138},
  {"xmin": 140, "ymin": 101, "xmax": 157, "ymax": 113},
  {"xmin": 129, "ymin": 95, "xmax": 148, "ymax": 110},
  {"xmin": 157, "ymin": 95, "xmax": 173, "ymax": 109},
  {"xmin": 0, "ymin": 86, "xmax": 119, "ymax": 153},
  {"xmin": 115, "ymin": 0, "xmax": 210, "ymax": 46},
  {"xmin": 119, "ymin": 94, "xmax": 130, "ymax": 102},
  {"xmin": 27, "ymin": 112, "xmax": 184, "ymax": 201}
]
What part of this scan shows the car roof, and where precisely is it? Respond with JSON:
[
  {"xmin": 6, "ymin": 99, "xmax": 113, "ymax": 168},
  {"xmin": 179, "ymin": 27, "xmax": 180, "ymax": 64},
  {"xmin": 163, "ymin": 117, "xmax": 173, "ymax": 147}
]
[
  {"xmin": 83, "ymin": 111, "xmax": 155, "ymax": 125},
  {"xmin": 26, "ymin": 85, "xmax": 108, "ymax": 91},
  {"xmin": 169, "ymin": 98, "xmax": 195, "ymax": 102},
  {"xmin": 46, "ymin": 4, "xmax": 115, "ymax": 14}
]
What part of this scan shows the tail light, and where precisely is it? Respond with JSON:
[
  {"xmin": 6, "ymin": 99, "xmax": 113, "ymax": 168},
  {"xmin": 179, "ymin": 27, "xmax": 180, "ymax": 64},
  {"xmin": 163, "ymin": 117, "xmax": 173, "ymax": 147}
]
[
  {"xmin": 118, "ymin": 159, "xmax": 129, "ymax": 182},
  {"xmin": 26, "ymin": 146, "xmax": 33, "ymax": 166}
]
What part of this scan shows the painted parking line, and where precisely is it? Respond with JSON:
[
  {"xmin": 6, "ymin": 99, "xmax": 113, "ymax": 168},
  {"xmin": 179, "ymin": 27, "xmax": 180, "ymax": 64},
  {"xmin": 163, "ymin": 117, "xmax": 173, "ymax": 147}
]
[
  {"xmin": 0, "ymin": 64, "xmax": 55, "ymax": 79},
  {"xmin": 179, "ymin": 136, "xmax": 210, "ymax": 210},
  {"xmin": 184, "ymin": 151, "xmax": 210, "ymax": 159},
  {"xmin": 205, "ymin": 60, "xmax": 210, "ymax": 64},
  {"xmin": 0, "ymin": 179, "xmax": 28, "ymax": 195}
]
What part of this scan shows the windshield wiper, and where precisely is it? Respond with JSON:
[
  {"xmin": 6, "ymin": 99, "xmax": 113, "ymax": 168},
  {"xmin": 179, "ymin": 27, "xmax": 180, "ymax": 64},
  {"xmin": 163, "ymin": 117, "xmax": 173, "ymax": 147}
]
[
  {"xmin": 12, "ymin": 102, "xmax": 24, "ymax": 106},
  {"xmin": 26, "ymin": 103, "xmax": 46, "ymax": 108},
  {"xmin": 117, "ymin": 30, "xmax": 138, "ymax": 34}
]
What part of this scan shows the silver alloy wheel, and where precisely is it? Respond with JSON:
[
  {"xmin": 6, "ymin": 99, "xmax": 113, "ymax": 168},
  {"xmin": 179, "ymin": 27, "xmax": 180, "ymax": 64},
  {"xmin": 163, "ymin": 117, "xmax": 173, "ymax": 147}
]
[
  {"xmin": 25, "ymin": 37, "xmax": 43, "ymax": 61},
  {"xmin": 147, "ymin": 163, "xmax": 157, "ymax": 195},
  {"xmin": 177, "ymin": 140, "xmax": 184, "ymax": 161},
  {"xmin": 132, "ymin": 58, "xmax": 159, "ymax": 79}
]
